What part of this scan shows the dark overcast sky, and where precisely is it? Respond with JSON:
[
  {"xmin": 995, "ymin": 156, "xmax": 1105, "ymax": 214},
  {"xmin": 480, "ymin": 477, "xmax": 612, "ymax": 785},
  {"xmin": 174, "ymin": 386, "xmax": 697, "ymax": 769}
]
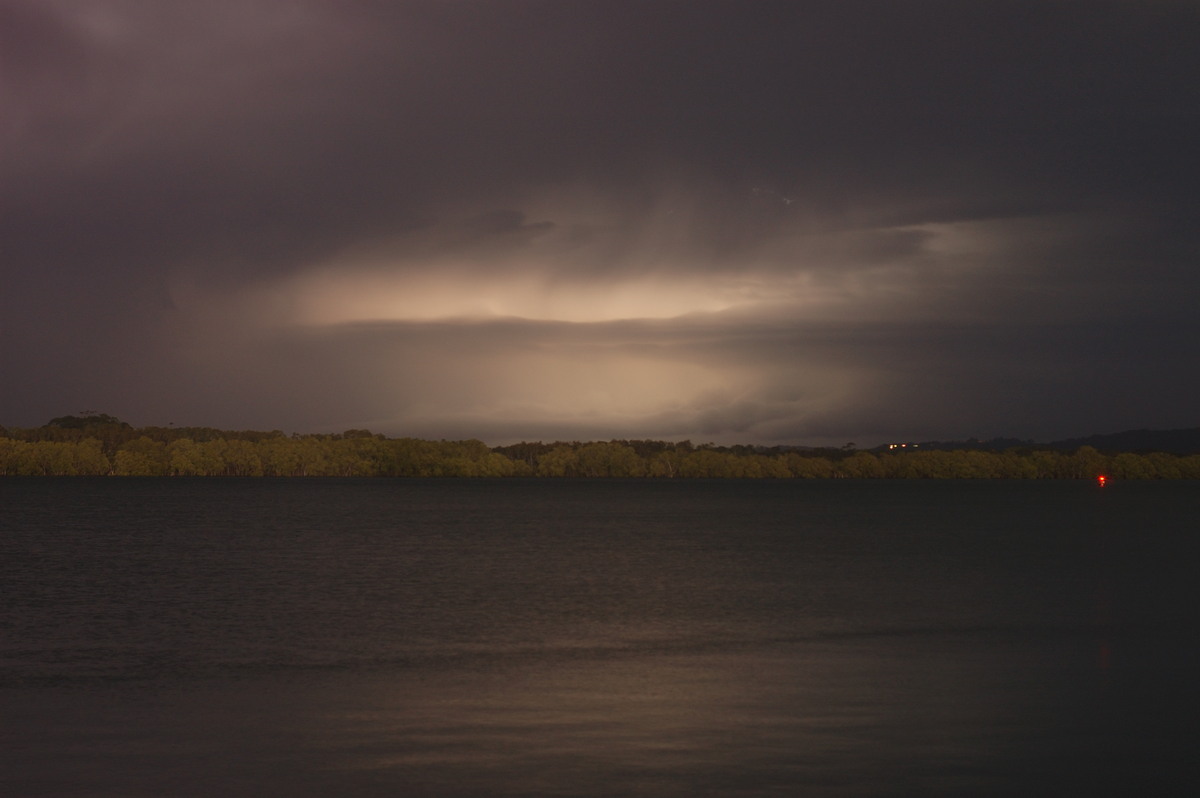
[{"xmin": 2, "ymin": 1, "xmax": 1198, "ymax": 445}]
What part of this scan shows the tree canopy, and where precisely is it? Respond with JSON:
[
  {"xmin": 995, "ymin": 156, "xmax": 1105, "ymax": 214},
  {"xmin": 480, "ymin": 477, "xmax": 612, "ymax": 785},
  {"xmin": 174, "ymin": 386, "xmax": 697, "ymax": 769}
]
[{"xmin": 2, "ymin": 420, "xmax": 1198, "ymax": 478}]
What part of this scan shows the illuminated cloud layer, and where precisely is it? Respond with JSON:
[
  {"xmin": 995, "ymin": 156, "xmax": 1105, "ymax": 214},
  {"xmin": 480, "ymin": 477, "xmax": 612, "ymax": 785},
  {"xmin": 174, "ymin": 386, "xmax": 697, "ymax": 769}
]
[{"xmin": 3, "ymin": 1, "xmax": 1198, "ymax": 445}]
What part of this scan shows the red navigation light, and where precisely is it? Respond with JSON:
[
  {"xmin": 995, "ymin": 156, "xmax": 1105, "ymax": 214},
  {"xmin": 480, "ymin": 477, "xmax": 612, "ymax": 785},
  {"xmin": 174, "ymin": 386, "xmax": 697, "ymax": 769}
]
[{"xmin": 1097, "ymin": 475, "xmax": 1108, "ymax": 487}]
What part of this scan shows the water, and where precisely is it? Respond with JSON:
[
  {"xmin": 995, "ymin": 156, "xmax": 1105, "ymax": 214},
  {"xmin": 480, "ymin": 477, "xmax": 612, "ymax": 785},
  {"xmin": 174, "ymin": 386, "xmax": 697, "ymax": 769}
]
[{"xmin": 2, "ymin": 479, "xmax": 1197, "ymax": 796}]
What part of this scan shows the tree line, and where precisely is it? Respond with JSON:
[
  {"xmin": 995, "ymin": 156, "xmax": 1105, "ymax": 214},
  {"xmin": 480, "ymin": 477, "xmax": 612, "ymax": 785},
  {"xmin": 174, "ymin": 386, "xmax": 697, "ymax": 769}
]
[{"xmin": 1, "ymin": 416, "xmax": 1198, "ymax": 478}]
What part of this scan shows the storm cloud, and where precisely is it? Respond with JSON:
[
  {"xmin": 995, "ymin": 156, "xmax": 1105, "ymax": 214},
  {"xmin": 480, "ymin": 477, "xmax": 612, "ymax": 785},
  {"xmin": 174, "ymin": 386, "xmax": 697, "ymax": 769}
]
[{"xmin": 3, "ymin": 1, "xmax": 1198, "ymax": 445}]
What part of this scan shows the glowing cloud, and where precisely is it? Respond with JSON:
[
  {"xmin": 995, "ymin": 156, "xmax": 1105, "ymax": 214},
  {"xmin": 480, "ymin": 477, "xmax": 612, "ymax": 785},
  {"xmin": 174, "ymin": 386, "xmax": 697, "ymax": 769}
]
[{"xmin": 284, "ymin": 266, "xmax": 746, "ymax": 325}]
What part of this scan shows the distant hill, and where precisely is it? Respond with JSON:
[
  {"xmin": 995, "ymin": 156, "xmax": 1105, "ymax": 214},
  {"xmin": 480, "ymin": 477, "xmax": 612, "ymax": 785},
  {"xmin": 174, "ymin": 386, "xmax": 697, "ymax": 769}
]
[
  {"xmin": 1045, "ymin": 428, "xmax": 1200, "ymax": 455},
  {"xmin": 900, "ymin": 428, "xmax": 1200, "ymax": 455},
  {"xmin": 46, "ymin": 413, "xmax": 131, "ymax": 430}
]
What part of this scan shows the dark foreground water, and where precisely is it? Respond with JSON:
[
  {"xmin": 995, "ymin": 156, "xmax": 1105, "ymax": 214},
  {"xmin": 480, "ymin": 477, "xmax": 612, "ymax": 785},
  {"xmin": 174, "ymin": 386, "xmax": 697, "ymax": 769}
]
[{"xmin": 2, "ymin": 478, "xmax": 1197, "ymax": 797}]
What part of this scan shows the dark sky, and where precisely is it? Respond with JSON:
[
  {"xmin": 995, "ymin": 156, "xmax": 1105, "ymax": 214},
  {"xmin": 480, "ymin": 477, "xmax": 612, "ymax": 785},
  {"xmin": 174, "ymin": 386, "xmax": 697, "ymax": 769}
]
[{"xmin": 3, "ymin": 1, "xmax": 1198, "ymax": 445}]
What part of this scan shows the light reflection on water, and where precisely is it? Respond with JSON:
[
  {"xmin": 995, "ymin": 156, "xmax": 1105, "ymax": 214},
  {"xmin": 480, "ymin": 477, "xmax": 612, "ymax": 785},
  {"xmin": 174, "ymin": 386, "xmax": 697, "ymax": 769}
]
[
  {"xmin": 326, "ymin": 646, "xmax": 943, "ymax": 795},
  {"xmin": 2, "ymin": 479, "xmax": 1197, "ymax": 796},
  {"xmin": 6, "ymin": 632, "xmax": 1175, "ymax": 797},
  {"xmin": 306, "ymin": 642, "xmax": 1099, "ymax": 797}
]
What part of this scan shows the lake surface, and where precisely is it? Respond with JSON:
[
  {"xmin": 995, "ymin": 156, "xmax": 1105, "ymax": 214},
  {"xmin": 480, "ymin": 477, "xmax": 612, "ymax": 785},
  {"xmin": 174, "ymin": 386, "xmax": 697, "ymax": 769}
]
[{"xmin": 2, "ymin": 478, "xmax": 1197, "ymax": 796}]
